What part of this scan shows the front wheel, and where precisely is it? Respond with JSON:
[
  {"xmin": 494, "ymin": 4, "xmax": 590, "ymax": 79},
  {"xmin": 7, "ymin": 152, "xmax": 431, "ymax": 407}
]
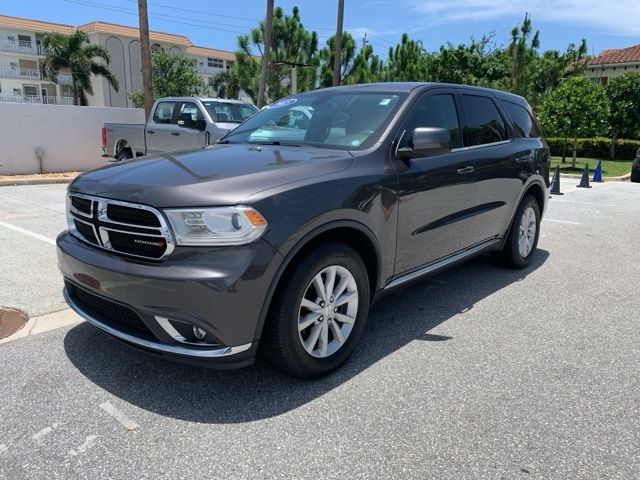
[
  {"xmin": 498, "ymin": 195, "xmax": 541, "ymax": 268},
  {"xmin": 261, "ymin": 243, "xmax": 370, "ymax": 378}
]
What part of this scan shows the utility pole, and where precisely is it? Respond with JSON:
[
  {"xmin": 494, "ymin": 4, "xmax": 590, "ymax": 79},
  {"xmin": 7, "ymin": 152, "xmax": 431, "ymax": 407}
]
[
  {"xmin": 362, "ymin": 33, "xmax": 367, "ymax": 50},
  {"xmin": 332, "ymin": 0, "xmax": 344, "ymax": 86},
  {"xmin": 137, "ymin": 0, "xmax": 153, "ymax": 117},
  {"xmin": 257, "ymin": 0, "xmax": 274, "ymax": 108},
  {"xmin": 291, "ymin": 66, "xmax": 297, "ymax": 94}
]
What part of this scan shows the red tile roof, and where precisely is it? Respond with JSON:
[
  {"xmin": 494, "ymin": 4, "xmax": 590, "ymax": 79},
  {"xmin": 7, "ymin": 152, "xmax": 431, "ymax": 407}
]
[{"xmin": 589, "ymin": 44, "xmax": 640, "ymax": 66}]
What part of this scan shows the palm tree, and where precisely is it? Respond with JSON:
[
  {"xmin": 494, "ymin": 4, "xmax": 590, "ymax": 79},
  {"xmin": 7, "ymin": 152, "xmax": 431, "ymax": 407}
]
[{"xmin": 42, "ymin": 30, "xmax": 119, "ymax": 106}]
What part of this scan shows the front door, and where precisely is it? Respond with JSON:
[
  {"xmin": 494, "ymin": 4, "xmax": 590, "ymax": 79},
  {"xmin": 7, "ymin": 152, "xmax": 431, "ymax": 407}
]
[
  {"xmin": 173, "ymin": 101, "xmax": 208, "ymax": 150},
  {"xmin": 146, "ymin": 100, "xmax": 179, "ymax": 153},
  {"xmin": 393, "ymin": 90, "xmax": 479, "ymax": 275}
]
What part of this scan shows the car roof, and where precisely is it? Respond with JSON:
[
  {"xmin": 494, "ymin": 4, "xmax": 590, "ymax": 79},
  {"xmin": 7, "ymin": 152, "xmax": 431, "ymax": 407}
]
[
  {"xmin": 156, "ymin": 97, "xmax": 254, "ymax": 105},
  {"xmin": 298, "ymin": 82, "xmax": 530, "ymax": 108}
]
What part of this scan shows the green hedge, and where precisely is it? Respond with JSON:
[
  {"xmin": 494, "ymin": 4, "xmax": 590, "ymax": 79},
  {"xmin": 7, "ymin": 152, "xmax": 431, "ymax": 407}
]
[{"xmin": 546, "ymin": 137, "xmax": 640, "ymax": 160}]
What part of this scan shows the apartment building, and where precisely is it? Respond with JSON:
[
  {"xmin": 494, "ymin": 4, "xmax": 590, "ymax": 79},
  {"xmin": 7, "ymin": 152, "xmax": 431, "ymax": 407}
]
[{"xmin": 0, "ymin": 14, "xmax": 238, "ymax": 107}]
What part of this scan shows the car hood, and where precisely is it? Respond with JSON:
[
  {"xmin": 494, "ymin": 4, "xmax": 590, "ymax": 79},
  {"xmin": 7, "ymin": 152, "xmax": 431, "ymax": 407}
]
[{"xmin": 69, "ymin": 144, "xmax": 354, "ymax": 207}]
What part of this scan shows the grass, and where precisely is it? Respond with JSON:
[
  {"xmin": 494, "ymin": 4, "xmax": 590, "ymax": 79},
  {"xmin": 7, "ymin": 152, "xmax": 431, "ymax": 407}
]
[{"xmin": 550, "ymin": 156, "xmax": 633, "ymax": 178}]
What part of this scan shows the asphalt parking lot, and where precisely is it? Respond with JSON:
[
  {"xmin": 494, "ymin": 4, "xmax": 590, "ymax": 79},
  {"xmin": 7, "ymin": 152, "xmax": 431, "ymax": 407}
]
[{"xmin": 0, "ymin": 181, "xmax": 639, "ymax": 479}]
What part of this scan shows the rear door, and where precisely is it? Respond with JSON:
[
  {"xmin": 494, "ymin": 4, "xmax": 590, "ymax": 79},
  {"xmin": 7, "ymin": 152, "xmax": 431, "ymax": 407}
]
[
  {"xmin": 394, "ymin": 90, "xmax": 479, "ymax": 274},
  {"xmin": 457, "ymin": 93, "xmax": 519, "ymax": 242},
  {"xmin": 146, "ymin": 100, "xmax": 179, "ymax": 153}
]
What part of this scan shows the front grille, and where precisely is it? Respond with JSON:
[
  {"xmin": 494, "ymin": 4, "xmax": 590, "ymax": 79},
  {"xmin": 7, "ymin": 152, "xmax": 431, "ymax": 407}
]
[
  {"xmin": 67, "ymin": 194, "xmax": 174, "ymax": 261},
  {"xmin": 107, "ymin": 204, "xmax": 160, "ymax": 227},
  {"xmin": 71, "ymin": 196, "xmax": 92, "ymax": 215},
  {"xmin": 66, "ymin": 281, "xmax": 152, "ymax": 335},
  {"xmin": 108, "ymin": 231, "xmax": 167, "ymax": 259},
  {"xmin": 74, "ymin": 219, "xmax": 98, "ymax": 245}
]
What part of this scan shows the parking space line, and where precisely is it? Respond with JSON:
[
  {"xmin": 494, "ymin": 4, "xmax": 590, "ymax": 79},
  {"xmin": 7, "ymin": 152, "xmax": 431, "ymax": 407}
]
[
  {"xmin": 0, "ymin": 444, "xmax": 7, "ymax": 454},
  {"xmin": 551, "ymin": 199, "xmax": 618, "ymax": 207},
  {"xmin": 32, "ymin": 423, "xmax": 59, "ymax": 440},
  {"xmin": 99, "ymin": 401, "xmax": 140, "ymax": 431},
  {"xmin": 543, "ymin": 218, "xmax": 580, "ymax": 225},
  {"xmin": 0, "ymin": 220, "xmax": 56, "ymax": 245},
  {"xmin": 68, "ymin": 435, "xmax": 98, "ymax": 457}
]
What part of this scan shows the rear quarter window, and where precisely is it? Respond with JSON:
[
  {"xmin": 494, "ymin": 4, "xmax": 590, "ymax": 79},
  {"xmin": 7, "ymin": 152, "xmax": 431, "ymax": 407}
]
[{"xmin": 501, "ymin": 100, "xmax": 540, "ymax": 138}]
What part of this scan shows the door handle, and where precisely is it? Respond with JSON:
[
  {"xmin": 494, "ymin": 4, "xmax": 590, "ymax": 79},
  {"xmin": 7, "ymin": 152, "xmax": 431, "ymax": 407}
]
[
  {"xmin": 457, "ymin": 166, "xmax": 474, "ymax": 175},
  {"xmin": 147, "ymin": 130, "xmax": 155, "ymax": 134},
  {"xmin": 515, "ymin": 155, "xmax": 531, "ymax": 163},
  {"xmin": 171, "ymin": 132, "xmax": 180, "ymax": 136}
]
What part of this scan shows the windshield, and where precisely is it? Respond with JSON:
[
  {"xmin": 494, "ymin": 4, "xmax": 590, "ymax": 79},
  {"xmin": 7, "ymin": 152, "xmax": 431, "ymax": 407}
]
[
  {"xmin": 220, "ymin": 91, "xmax": 406, "ymax": 150},
  {"xmin": 203, "ymin": 101, "xmax": 259, "ymax": 124}
]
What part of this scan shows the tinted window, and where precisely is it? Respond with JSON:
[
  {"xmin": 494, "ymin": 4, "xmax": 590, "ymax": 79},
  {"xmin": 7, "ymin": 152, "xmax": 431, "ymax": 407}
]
[
  {"xmin": 501, "ymin": 100, "xmax": 540, "ymax": 138},
  {"xmin": 400, "ymin": 94, "xmax": 462, "ymax": 149},
  {"xmin": 203, "ymin": 101, "xmax": 258, "ymax": 124},
  {"xmin": 152, "ymin": 101, "xmax": 177, "ymax": 124},
  {"xmin": 460, "ymin": 95, "xmax": 507, "ymax": 146}
]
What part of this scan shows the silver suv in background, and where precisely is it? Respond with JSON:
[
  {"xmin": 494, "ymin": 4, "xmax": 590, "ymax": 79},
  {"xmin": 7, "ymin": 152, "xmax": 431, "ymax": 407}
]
[{"xmin": 102, "ymin": 97, "xmax": 259, "ymax": 161}]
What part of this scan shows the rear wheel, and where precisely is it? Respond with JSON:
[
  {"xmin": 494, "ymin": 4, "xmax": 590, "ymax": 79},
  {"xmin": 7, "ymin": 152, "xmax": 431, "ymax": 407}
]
[
  {"xmin": 498, "ymin": 195, "xmax": 540, "ymax": 268},
  {"xmin": 261, "ymin": 243, "xmax": 370, "ymax": 378},
  {"xmin": 116, "ymin": 148, "xmax": 133, "ymax": 162},
  {"xmin": 631, "ymin": 167, "xmax": 640, "ymax": 183}
]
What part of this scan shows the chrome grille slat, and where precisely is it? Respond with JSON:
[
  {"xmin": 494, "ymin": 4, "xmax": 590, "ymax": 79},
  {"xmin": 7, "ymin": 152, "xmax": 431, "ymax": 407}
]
[{"xmin": 67, "ymin": 193, "xmax": 175, "ymax": 261}]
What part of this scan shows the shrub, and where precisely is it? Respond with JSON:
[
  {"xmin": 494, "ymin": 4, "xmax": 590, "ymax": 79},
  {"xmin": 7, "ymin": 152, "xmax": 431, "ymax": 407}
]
[{"xmin": 546, "ymin": 137, "xmax": 640, "ymax": 160}]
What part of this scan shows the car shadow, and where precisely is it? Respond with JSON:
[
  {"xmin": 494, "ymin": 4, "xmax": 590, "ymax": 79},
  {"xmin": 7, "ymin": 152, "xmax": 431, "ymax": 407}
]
[{"xmin": 64, "ymin": 249, "xmax": 549, "ymax": 424}]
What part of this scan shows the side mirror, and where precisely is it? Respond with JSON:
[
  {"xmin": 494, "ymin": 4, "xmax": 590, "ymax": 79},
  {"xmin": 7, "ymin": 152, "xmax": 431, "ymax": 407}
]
[
  {"xmin": 398, "ymin": 127, "xmax": 452, "ymax": 158},
  {"xmin": 177, "ymin": 113, "xmax": 193, "ymax": 129}
]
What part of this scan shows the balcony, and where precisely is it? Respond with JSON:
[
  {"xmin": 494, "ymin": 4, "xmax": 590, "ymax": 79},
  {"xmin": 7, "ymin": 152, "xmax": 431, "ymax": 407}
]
[
  {"xmin": 0, "ymin": 40, "xmax": 50, "ymax": 56},
  {"xmin": 197, "ymin": 65, "xmax": 225, "ymax": 76},
  {"xmin": 0, "ymin": 93, "xmax": 75, "ymax": 105},
  {"xmin": 0, "ymin": 67, "xmax": 73, "ymax": 85}
]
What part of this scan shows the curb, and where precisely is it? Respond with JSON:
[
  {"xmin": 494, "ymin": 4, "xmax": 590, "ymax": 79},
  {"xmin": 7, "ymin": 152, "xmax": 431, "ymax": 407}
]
[
  {"xmin": 0, "ymin": 308, "xmax": 83, "ymax": 345},
  {"xmin": 559, "ymin": 173, "xmax": 630, "ymax": 182},
  {"xmin": 0, "ymin": 178, "xmax": 74, "ymax": 187}
]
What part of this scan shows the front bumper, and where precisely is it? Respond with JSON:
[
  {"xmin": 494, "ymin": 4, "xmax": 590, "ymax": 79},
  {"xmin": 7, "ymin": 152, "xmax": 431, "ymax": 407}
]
[{"xmin": 57, "ymin": 231, "xmax": 282, "ymax": 368}]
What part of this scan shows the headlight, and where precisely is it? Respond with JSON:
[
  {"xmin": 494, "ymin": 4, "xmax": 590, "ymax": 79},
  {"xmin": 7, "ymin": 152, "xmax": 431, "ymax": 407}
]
[{"xmin": 164, "ymin": 206, "xmax": 267, "ymax": 246}]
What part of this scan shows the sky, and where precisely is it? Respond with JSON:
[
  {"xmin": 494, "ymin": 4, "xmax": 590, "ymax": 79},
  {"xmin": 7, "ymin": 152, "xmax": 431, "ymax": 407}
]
[{"xmin": 2, "ymin": 0, "xmax": 639, "ymax": 57}]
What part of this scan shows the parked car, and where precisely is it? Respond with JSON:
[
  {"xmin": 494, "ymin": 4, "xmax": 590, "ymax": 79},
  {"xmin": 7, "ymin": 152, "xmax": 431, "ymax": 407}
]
[
  {"xmin": 59, "ymin": 82, "xmax": 550, "ymax": 378},
  {"xmin": 631, "ymin": 147, "xmax": 640, "ymax": 183},
  {"xmin": 101, "ymin": 97, "xmax": 259, "ymax": 161}
]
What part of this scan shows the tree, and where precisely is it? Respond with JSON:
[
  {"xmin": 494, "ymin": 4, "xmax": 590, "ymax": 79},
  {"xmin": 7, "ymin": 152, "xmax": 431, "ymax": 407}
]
[
  {"xmin": 129, "ymin": 50, "xmax": 205, "ymax": 107},
  {"xmin": 606, "ymin": 73, "xmax": 640, "ymax": 158},
  {"xmin": 385, "ymin": 33, "xmax": 427, "ymax": 82},
  {"xmin": 42, "ymin": 30, "xmax": 119, "ymax": 106},
  {"xmin": 235, "ymin": 6, "xmax": 318, "ymax": 104},
  {"xmin": 211, "ymin": 70, "xmax": 241, "ymax": 100},
  {"xmin": 318, "ymin": 32, "xmax": 384, "ymax": 87},
  {"xmin": 425, "ymin": 35, "xmax": 507, "ymax": 86},
  {"xmin": 539, "ymin": 77, "xmax": 609, "ymax": 167},
  {"xmin": 505, "ymin": 14, "xmax": 540, "ymax": 99},
  {"xmin": 531, "ymin": 40, "xmax": 589, "ymax": 106}
]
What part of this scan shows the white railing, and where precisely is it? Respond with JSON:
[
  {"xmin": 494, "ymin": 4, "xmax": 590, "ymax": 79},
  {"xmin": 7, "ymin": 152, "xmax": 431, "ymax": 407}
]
[
  {"xmin": 0, "ymin": 94, "xmax": 75, "ymax": 105},
  {"xmin": 0, "ymin": 67, "xmax": 73, "ymax": 85},
  {"xmin": 0, "ymin": 41, "xmax": 50, "ymax": 56},
  {"xmin": 197, "ymin": 65, "xmax": 225, "ymax": 75}
]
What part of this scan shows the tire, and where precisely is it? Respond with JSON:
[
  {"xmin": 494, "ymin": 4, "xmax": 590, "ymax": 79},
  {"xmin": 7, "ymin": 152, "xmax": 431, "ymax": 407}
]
[
  {"xmin": 261, "ymin": 243, "xmax": 370, "ymax": 379},
  {"xmin": 498, "ymin": 195, "xmax": 541, "ymax": 269},
  {"xmin": 116, "ymin": 148, "xmax": 133, "ymax": 162},
  {"xmin": 631, "ymin": 167, "xmax": 640, "ymax": 183}
]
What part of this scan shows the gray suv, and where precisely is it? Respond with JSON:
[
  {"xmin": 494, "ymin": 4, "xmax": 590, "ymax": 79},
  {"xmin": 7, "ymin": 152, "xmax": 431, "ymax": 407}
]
[{"xmin": 57, "ymin": 83, "xmax": 550, "ymax": 378}]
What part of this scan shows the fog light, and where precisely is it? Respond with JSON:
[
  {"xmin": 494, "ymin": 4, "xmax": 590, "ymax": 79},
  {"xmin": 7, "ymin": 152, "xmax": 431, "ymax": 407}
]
[{"xmin": 193, "ymin": 326, "xmax": 207, "ymax": 340}]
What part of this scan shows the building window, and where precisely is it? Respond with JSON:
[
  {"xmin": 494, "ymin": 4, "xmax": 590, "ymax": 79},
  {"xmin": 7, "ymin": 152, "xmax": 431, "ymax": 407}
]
[
  {"xmin": 226, "ymin": 61, "xmax": 234, "ymax": 70},
  {"xmin": 207, "ymin": 58, "xmax": 224, "ymax": 68},
  {"xmin": 24, "ymin": 85, "xmax": 39, "ymax": 96},
  {"xmin": 151, "ymin": 43, "xmax": 163, "ymax": 52},
  {"xmin": 17, "ymin": 34, "xmax": 32, "ymax": 47}
]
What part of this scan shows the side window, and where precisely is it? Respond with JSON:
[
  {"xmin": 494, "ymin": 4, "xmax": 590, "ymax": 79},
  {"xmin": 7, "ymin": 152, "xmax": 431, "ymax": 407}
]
[
  {"xmin": 178, "ymin": 102, "xmax": 205, "ymax": 129},
  {"xmin": 152, "ymin": 101, "xmax": 177, "ymax": 124},
  {"xmin": 179, "ymin": 102, "xmax": 204, "ymax": 122},
  {"xmin": 400, "ymin": 94, "xmax": 462, "ymax": 149},
  {"xmin": 501, "ymin": 100, "xmax": 540, "ymax": 138},
  {"xmin": 460, "ymin": 95, "xmax": 507, "ymax": 146}
]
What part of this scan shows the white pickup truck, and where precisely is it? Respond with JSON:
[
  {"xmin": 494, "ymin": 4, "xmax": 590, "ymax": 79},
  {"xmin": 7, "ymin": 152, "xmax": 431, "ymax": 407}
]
[{"xmin": 102, "ymin": 97, "xmax": 258, "ymax": 161}]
